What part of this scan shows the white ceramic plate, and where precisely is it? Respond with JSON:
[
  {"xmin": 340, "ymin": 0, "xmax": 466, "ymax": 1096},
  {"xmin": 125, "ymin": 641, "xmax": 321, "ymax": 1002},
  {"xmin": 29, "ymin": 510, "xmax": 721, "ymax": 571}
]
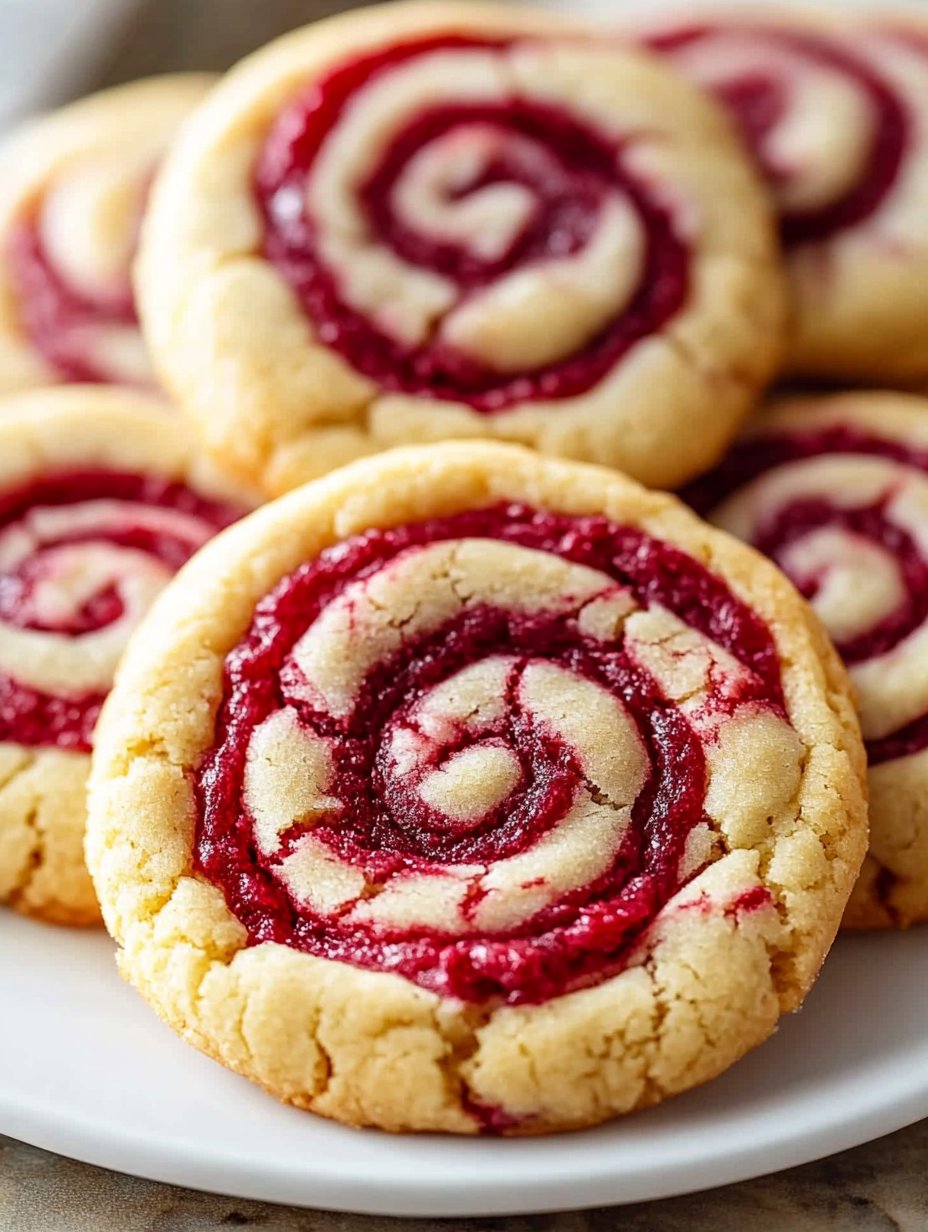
[{"xmin": 0, "ymin": 913, "xmax": 926, "ymax": 1217}]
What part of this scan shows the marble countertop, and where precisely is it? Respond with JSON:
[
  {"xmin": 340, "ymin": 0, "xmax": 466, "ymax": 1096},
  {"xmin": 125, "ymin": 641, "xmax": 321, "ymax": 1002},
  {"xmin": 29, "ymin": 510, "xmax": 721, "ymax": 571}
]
[
  {"xmin": 3, "ymin": 1119, "xmax": 925, "ymax": 1230},
  {"xmin": 1, "ymin": 2, "xmax": 924, "ymax": 1227}
]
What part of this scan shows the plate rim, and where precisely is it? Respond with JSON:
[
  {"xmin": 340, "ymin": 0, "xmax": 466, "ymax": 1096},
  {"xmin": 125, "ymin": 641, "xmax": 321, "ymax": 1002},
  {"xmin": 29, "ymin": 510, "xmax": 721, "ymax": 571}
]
[
  {"xmin": 2, "ymin": 1026, "xmax": 928, "ymax": 1217},
  {"xmin": 3, "ymin": 913, "xmax": 928, "ymax": 1218}
]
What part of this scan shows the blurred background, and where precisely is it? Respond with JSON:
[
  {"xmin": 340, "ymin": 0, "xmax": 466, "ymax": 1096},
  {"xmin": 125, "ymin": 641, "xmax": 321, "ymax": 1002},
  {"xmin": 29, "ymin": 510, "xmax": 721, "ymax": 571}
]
[
  {"xmin": 95, "ymin": 0, "xmax": 372, "ymax": 83},
  {"xmin": 0, "ymin": 0, "xmax": 915, "ymax": 127},
  {"xmin": 0, "ymin": 0, "xmax": 375, "ymax": 125}
]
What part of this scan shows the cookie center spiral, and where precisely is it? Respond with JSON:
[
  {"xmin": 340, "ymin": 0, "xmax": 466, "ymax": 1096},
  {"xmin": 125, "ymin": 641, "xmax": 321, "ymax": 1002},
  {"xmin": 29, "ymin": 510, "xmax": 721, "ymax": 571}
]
[
  {"xmin": 196, "ymin": 505, "xmax": 790, "ymax": 1005},
  {"xmin": 648, "ymin": 25, "xmax": 907, "ymax": 245},
  {"xmin": 255, "ymin": 35, "xmax": 688, "ymax": 409},
  {"xmin": 688, "ymin": 426, "xmax": 928, "ymax": 765},
  {"xmin": 6, "ymin": 153, "xmax": 152, "ymax": 385},
  {"xmin": 0, "ymin": 470, "xmax": 242, "ymax": 751}
]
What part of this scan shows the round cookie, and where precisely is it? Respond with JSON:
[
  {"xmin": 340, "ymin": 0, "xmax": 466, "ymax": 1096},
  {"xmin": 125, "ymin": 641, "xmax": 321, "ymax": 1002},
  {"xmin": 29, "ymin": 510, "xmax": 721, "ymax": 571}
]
[
  {"xmin": 86, "ymin": 441, "xmax": 866, "ymax": 1134},
  {"xmin": 686, "ymin": 390, "xmax": 928, "ymax": 928},
  {"xmin": 0, "ymin": 387, "xmax": 249, "ymax": 925},
  {"xmin": 638, "ymin": 8, "xmax": 928, "ymax": 386},
  {"xmin": 135, "ymin": 0, "xmax": 785, "ymax": 495},
  {"xmin": 0, "ymin": 74, "xmax": 213, "ymax": 393}
]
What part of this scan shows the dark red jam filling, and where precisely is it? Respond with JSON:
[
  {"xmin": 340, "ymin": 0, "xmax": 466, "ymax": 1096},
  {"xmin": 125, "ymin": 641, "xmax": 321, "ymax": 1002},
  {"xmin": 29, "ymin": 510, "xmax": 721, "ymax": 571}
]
[
  {"xmin": 195, "ymin": 504, "xmax": 785, "ymax": 1006},
  {"xmin": 685, "ymin": 426, "xmax": 928, "ymax": 763},
  {"xmin": 254, "ymin": 35, "xmax": 688, "ymax": 410},
  {"xmin": 5, "ymin": 222, "xmax": 141, "ymax": 385},
  {"xmin": 867, "ymin": 711, "xmax": 928, "ymax": 766},
  {"xmin": 0, "ymin": 469, "xmax": 243, "ymax": 752},
  {"xmin": 648, "ymin": 25, "xmax": 908, "ymax": 246}
]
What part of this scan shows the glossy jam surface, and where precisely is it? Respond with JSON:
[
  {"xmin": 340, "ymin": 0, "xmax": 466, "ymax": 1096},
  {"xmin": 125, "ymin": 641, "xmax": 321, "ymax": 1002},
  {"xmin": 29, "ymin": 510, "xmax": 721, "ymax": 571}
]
[
  {"xmin": 649, "ymin": 25, "xmax": 908, "ymax": 246},
  {"xmin": 196, "ymin": 504, "xmax": 783, "ymax": 1005},
  {"xmin": 0, "ymin": 469, "xmax": 242, "ymax": 751},
  {"xmin": 254, "ymin": 35, "xmax": 688, "ymax": 410}
]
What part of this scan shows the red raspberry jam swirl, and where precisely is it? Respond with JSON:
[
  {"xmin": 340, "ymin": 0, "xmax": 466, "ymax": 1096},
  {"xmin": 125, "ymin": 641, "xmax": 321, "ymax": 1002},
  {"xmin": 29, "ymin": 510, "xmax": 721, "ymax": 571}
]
[
  {"xmin": 6, "ymin": 214, "xmax": 144, "ymax": 386},
  {"xmin": 0, "ymin": 470, "xmax": 242, "ymax": 751},
  {"xmin": 195, "ymin": 504, "xmax": 784, "ymax": 1007},
  {"xmin": 687, "ymin": 426, "xmax": 928, "ymax": 764},
  {"xmin": 254, "ymin": 35, "xmax": 688, "ymax": 411},
  {"xmin": 647, "ymin": 25, "xmax": 907, "ymax": 246}
]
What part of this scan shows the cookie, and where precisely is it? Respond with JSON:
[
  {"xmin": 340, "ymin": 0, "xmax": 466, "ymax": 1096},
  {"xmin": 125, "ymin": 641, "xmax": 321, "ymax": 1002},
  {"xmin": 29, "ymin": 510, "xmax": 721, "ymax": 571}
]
[
  {"xmin": 688, "ymin": 391, "xmax": 928, "ymax": 927},
  {"xmin": 639, "ymin": 10, "xmax": 928, "ymax": 385},
  {"xmin": 0, "ymin": 387, "xmax": 248, "ymax": 925},
  {"xmin": 86, "ymin": 441, "xmax": 865, "ymax": 1134},
  {"xmin": 135, "ymin": 0, "xmax": 785, "ymax": 495},
  {"xmin": 0, "ymin": 75, "xmax": 213, "ymax": 393}
]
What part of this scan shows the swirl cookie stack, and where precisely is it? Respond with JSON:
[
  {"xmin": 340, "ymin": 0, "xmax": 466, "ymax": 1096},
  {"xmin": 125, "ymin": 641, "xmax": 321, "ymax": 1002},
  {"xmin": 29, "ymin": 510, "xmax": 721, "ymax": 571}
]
[
  {"xmin": 0, "ymin": 388, "xmax": 247, "ymax": 924},
  {"xmin": 85, "ymin": 442, "xmax": 867, "ymax": 1133},
  {"xmin": 134, "ymin": 1, "xmax": 785, "ymax": 493},
  {"xmin": 640, "ymin": 10, "xmax": 928, "ymax": 385},
  {"xmin": 2, "ymin": 0, "xmax": 908, "ymax": 1137},
  {"xmin": 0, "ymin": 75, "xmax": 212, "ymax": 392}
]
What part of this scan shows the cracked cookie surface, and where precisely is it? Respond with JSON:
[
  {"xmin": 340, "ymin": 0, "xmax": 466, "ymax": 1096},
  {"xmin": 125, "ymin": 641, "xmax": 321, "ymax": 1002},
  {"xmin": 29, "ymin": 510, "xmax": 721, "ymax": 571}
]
[
  {"xmin": 0, "ymin": 386, "xmax": 248, "ymax": 925},
  {"xmin": 639, "ymin": 8, "xmax": 928, "ymax": 386},
  {"xmin": 688, "ymin": 390, "xmax": 928, "ymax": 928},
  {"xmin": 135, "ymin": 0, "xmax": 784, "ymax": 495},
  {"xmin": 86, "ymin": 441, "xmax": 866, "ymax": 1132},
  {"xmin": 0, "ymin": 74, "xmax": 213, "ymax": 394}
]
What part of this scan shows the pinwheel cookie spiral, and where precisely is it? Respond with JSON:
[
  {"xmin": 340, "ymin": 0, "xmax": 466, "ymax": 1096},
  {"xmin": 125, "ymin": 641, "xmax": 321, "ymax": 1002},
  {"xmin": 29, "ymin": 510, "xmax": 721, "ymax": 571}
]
[
  {"xmin": 0, "ymin": 388, "xmax": 248, "ymax": 925},
  {"xmin": 688, "ymin": 392, "xmax": 928, "ymax": 928},
  {"xmin": 0, "ymin": 75, "xmax": 213, "ymax": 393},
  {"xmin": 641, "ymin": 9, "xmax": 928, "ymax": 385},
  {"xmin": 135, "ymin": 1, "xmax": 785, "ymax": 494},
  {"xmin": 86, "ymin": 443, "xmax": 866, "ymax": 1133}
]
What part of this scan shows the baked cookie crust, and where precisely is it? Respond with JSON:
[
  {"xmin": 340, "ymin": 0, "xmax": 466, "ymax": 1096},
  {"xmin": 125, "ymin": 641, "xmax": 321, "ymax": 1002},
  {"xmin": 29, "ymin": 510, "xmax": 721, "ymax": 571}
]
[
  {"xmin": 136, "ymin": 0, "xmax": 785, "ymax": 494},
  {"xmin": 0, "ymin": 385, "xmax": 249, "ymax": 925},
  {"xmin": 688, "ymin": 390, "xmax": 928, "ymax": 928},
  {"xmin": 638, "ymin": 7, "xmax": 928, "ymax": 386},
  {"xmin": 0, "ymin": 75, "xmax": 213, "ymax": 393},
  {"xmin": 86, "ymin": 440, "xmax": 866, "ymax": 1132}
]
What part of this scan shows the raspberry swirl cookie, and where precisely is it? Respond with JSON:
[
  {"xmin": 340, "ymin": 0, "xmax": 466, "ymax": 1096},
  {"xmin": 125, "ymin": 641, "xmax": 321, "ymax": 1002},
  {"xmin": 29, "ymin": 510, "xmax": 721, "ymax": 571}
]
[
  {"xmin": 0, "ymin": 388, "xmax": 247, "ymax": 925},
  {"xmin": 86, "ymin": 442, "xmax": 865, "ymax": 1133},
  {"xmin": 688, "ymin": 391, "xmax": 928, "ymax": 928},
  {"xmin": 0, "ymin": 75, "xmax": 212, "ymax": 393},
  {"xmin": 135, "ymin": 1, "xmax": 784, "ymax": 495},
  {"xmin": 640, "ymin": 10, "xmax": 928, "ymax": 385}
]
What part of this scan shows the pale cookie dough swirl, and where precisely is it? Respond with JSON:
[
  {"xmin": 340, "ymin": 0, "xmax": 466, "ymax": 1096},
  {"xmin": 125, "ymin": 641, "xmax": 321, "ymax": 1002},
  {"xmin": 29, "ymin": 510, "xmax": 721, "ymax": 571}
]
[
  {"xmin": 86, "ymin": 442, "xmax": 866, "ymax": 1133},
  {"xmin": 255, "ymin": 35, "xmax": 685, "ymax": 411},
  {"xmin": 0, "ymin": 76, "xmax": 213, "ymax": 392},
  {"xmin": 642, "ymin": 13, "xmax": 928, "ymax": 384},
  {"xmin": 0, "ymin": 470, "xmax": 240, "ymax": 753},
  {"xmin": 646, "ymin": 22, "xmax": 906, "ymax": 246},
  {"xmin": 198, "ymin": 503, "xmax": 803, "ymax": 1012},
  {"xmin": 5, "ymin": 157, "xmax": 148, "ymax": 386},
  {"xmin": 135, "ymin": 2, "xmax": 784, "ymax": 493},
  {"xmin": 687, "ymin": 392, "xmax": 928, "ymax": 927},
  {"xmin": 0, "ymin": 388, "xmax": 247, "ymax": 927}
]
